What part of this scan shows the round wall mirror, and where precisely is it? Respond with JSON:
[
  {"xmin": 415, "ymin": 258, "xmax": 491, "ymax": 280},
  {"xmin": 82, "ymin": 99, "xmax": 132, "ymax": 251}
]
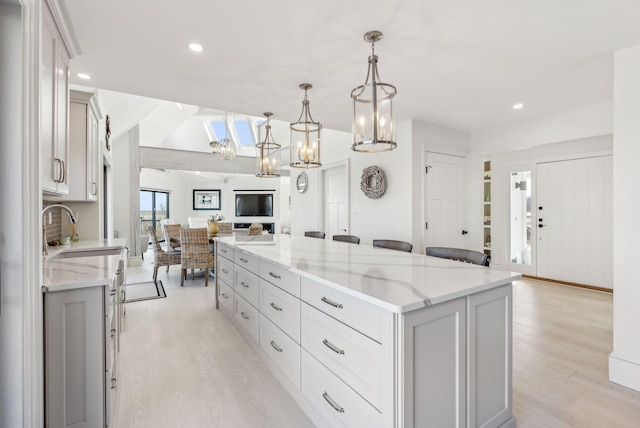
[{"xmin": 296, "ymin": 172, "xmax": 308, "ymax": 193}]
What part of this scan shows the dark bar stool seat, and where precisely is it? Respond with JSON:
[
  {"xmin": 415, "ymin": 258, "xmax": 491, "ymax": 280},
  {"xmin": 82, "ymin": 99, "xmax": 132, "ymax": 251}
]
[
  {"xmin": 425, "ymin": 247, "xmax": 489, "ymax": 266},
  {"xmin": 305, "ymin": 231, "xmax": 326, "ymax": 239},
  {"xmin": 332, "ymin": 234, "xmax": 360, "ymax": 244},
  {"xmin": 372, "ymin": 239, "xmax": 413, "ymax": 252}
]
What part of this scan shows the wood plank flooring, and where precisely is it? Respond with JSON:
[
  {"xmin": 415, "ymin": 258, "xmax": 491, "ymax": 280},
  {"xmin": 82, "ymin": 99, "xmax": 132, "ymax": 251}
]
[{"xmin": 116, "ymin": 259, "xmax": 640, "ymax": 427}]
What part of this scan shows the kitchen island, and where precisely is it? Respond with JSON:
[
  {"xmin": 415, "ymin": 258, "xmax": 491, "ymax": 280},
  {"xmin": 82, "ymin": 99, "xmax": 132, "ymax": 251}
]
[{"xmin": 215, "ymin": 235, "xmax": 521, "ymax": 428}]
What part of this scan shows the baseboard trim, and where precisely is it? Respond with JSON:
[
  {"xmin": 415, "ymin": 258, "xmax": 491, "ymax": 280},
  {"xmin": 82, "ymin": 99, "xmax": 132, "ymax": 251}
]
[
  {"xmin": 609, "ymin": 353, "xmax": 640, "ymax": 392},
  {"xmin": 521, "ymin": 275, "xmax": 612, "ymax": 293}
]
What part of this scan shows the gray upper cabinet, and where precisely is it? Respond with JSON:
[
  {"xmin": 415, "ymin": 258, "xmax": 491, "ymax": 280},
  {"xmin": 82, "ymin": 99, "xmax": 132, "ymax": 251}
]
[
  {"xmin": 41, "ymin": 1, "xmax": 71, "ymax": 196},
  {"xmin": 64, "ymin": 90, "xmax": 101, "ymax": 201}
]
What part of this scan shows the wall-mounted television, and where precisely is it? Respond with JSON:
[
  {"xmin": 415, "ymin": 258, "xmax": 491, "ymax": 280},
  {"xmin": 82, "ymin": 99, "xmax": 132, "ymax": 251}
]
[{"xmin": 235, "ymin": 193, "xmax": 273, "ymax": 217}]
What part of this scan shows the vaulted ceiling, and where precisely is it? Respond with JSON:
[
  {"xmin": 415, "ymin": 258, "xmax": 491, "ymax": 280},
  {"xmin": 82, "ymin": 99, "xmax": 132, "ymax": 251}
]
[{"xmin": 65, "ymin": 0, "xmax": 640, "ymax": 136}]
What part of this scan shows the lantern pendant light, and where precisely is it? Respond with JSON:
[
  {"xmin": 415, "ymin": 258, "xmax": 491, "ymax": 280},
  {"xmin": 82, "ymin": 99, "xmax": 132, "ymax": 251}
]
[
  {"xmin": 351, "ymin": 30, "xmax": 397, "ymax": 152},
  {"xmin": 255, "ymin": 112, "xmax": 281, "ymax": 178},
  {"xmin": 217, "ymin": 111, "xmax": 238, "ymax": 160},
  {"xmin": 290, "ymin": 83, "xmax": 322, "ymax": 168}
]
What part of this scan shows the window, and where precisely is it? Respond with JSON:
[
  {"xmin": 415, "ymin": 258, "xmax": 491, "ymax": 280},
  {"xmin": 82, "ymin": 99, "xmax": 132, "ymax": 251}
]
[
  {"xmin": 140, "ymin": 190, "xmax": 170, "ymax": 240},
  {"xmin": 510, "ymin": 170, "xmax": 532, "ymax": 265}
]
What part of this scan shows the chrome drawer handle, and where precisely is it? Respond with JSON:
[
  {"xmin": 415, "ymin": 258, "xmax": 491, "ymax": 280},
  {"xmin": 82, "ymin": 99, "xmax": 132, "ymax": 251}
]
[
  {"xmin": 270, "ymin": 341, "xmax": 283, "ymax": 352},
  {"xmin": 270, "ymin": 302, "xmax": 283, "ymax": 311},
  {"xmin": 321, "ymin": 296, "xmax": 343, "ymax": 309},
  {"xmin": 240, "ymin": 281, "xmax": 250, "ymax": 288},
  {"xmin": 323, "ymin": 339, "xmax": 345, "ymax": 355},
  {"xmin": 322, "ymin": 391, "xmax": 344, "ymax": 413},
  {"xmin": 268, "ymin": 272, "xmax": 281, "ymax": 280},
  {"xmin": 220, "ymin": 249, "xmax": 227, "ymax": 253},
  {"xmin": 239, "ymin": 257, "xmax": 248, "ymax": 263},
  {"xmin": 221, "ymin": 269, "xmax": 229, "ymax": 274},
  {"xmin": 111, "ymin": 377, "xmax": 117, "ymax": 389},
  {"xmin": 110, "ymin": 328, "xmax": 116, "ymax": 338},
  {"xmin": 240, "ymin": 312, "xmax": 250, "ymax": 320},
  {"xmin": 221, "ymin": 293, "xmax": 229, "ymax": 299},
  {"xmin": 110, "ymin": 289, "xmax": 117, "ymax": 296}
]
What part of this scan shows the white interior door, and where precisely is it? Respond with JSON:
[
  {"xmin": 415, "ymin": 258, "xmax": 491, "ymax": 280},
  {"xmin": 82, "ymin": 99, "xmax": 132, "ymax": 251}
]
[
  {"xmin": 536, "ymin": 156, "xmax": 613, "ymax": 288},
  {"xmin": 323, "ymin": 163, "xmax": 349, "ymax": 237},
  {"xmin": 424, "ymin": 152, "xmax": 467, "ymax": 249}
]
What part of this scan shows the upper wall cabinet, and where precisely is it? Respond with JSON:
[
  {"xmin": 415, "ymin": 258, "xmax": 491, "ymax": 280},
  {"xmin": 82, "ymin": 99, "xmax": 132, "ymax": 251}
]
[
  {"xmin": 63, "ymin": 90, "xmax": 101, "ymax": 201},
  {"xmin": 41, "ymin": 1, "xmax": 71, "ymax": 195}
]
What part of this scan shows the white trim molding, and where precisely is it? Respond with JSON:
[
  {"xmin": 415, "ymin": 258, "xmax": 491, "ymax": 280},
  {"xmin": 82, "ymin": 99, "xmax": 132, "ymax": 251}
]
[
  {"xmin": 45, "ymin": 0, "xmax": 81, "ymax": 57},
  {"xmin": 609, "ymin": 353, "xmax": 640, "ymax": 392}
]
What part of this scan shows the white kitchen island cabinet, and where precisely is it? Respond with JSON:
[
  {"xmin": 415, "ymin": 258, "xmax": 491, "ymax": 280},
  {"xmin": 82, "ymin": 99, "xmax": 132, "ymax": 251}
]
[{"xmin": 215, "ymin": 236, "xmax": 520, "ymax": 428}]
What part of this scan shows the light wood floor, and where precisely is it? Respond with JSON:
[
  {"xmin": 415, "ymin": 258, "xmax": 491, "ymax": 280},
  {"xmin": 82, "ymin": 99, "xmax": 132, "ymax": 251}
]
[{"xmin": 116, "ymin": 259, "xmax": 640, "ymax": 427}]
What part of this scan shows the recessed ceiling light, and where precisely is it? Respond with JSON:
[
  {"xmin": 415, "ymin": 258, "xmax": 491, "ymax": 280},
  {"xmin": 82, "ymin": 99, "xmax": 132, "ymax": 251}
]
[
  {"xmin": 188, "ymin": 43, "xmax": 203, "ymax": 53},
  {"xmin": 77, "ymin": 73, "xmax": 91, "ymax": 80},
  {"xmin": 512, "ymin": 103, "xmax": 524, "ymax": 110}
]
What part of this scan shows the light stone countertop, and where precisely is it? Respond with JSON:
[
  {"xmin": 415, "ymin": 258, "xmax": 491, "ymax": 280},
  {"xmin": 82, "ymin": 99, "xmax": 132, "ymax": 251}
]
[
  {"xmin": 42, "ymin": 238, "xmax": 128, "ymax": 292},
  {"xmin": 218, "ymin": 234, "xmax": 521, "ymax": 313}
]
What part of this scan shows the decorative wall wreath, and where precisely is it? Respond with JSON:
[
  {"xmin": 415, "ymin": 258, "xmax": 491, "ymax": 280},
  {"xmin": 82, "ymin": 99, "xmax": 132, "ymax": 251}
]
[{"xmin": 360, "ymin": 165, "xmax": 387, "ymax": 199}]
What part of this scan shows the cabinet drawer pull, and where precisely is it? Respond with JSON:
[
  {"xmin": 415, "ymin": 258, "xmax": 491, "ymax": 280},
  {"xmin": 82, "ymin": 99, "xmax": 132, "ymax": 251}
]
[
  {"xmin": 240, "ymin": 311, "xmax": 250, "ymax": 320},
  {"xmin": 110, "ymin": 289, "xmax": 117, "ymax": 296},
  {"xmin": 321, "ymin": 296, "xmax": 343, "ymax": 309},
  {"xmin": 240, "ymin": 281, "xmax": 250, "ymax": 288},
  {"xmin": 268, "ymin": 272, "xmax": 281, "ymax": 280},
  {"xmin": 270, "ymin": 302, "xmax": 283, "ymax": 311},
  {"xmin": 220, "ymin": 248, "xmax": 227, "ymax": 253},
  {"xmin": 92, "ymin": 182, "xmax": 97, "ymax": 195},
  {"xmin": 221, "ymin": 293, "xmax": 229, "ymax": 299},
  {"xmin": 60, "ymin": 160, "xmax": 66, "ymax": 183},
  {"xmin": 221, "ymin": 268, "xmax": 229, "ymax": 274},
  {"xmin": 110, "ymin": 328, "xmax": 116, "ymax": 338},
  {"xmin": 270, "ymin": 341, "xmax": 283, "ymax": 352},
  {"xmin": 111, "ymin": 377, "xmax": 117, "ymax": 389},
  {"xmin": 322, "ymin": 391, "xmax": 344, "ymax": 413},
  {"xmin": 239, "ymin": 257, "xmax": 248, "ymax": 263},
  {"xmin": 323, "ymin": 339, "xmax": 345, "ymax": 355}
]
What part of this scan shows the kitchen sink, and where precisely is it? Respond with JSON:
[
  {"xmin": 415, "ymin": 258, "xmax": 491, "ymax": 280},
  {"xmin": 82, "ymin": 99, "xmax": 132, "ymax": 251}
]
[{"xmin": 50, "ymin": 248, "xmax": 123, "ymax": 259}]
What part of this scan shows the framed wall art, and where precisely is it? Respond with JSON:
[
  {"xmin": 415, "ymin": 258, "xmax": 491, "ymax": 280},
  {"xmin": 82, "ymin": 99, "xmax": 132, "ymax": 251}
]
[{"xmin": 193, "ymin": 189, "xmax": 221, "ymax": 210}]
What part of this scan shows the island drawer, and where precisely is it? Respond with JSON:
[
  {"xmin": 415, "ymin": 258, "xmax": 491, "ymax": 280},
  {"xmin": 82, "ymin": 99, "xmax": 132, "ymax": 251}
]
[
  {"xmin": 301, "ymin": 349, "xmax": 382, "ymax": 428},
  {"xmin": 234, "ymin": 293, "xmax": 259, "ymax": 345},
  {"xmin": 218, "ymin": 279, "xmax": 233, "ymax": 312},
  {"xmin": 217, "ymin": 257, "xmax": 234, "ymax": 285},
  {"xmin": 260, "ymin": 279, "xmax": 301, "ymax": 343},
  {"xmin": 216, "ymin": 241, "xmax": 234, "ymax": 261},
  {"xmin": 301, "ymin": 302, "xmax": 382, "ymax": 410},
  {"xmin": 259, "ymin": 260, "xmax": 300, "ymax": 297},
  {"xmin": 234, "ymin": 250, "xmax": 259, "ymax": 274},
  {"xmin": 260, "ymin": 314, "xmax": 301, "ymax": 389},
  {"xmin": 234, "ymin": 265, "xmax": 259, "ymax": 309},
  {"xmin": 301, "ymin": 277, "xmax": 383, "ymax": 343}
]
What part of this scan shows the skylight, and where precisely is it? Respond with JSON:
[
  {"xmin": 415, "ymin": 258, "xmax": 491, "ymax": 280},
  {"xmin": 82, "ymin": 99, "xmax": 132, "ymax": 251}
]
[{"xmin": 234, "ymin": 119, "xmax": 255, "ymax": 146}]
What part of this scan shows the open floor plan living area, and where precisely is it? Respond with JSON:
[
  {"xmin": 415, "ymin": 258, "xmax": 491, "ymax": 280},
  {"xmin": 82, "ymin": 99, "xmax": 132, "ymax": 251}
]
[{"xmin": 3, "ymin": 0, "xmax": 640, "ymax": 427}]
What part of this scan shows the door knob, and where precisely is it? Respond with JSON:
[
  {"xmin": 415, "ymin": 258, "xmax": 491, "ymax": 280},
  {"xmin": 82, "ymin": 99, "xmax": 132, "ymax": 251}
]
[
  {"xmin": 538, "ymin": 218, "xmax": 543, "ymax": 222},
  {"xmin": 538, "ymin": 206, "xmax": 543, "ymax": 210},
  {"xmin": 462, "ymin": 230, "xmax": 468, "ymax": 235},
  {"xmin": 538, "ymin": 224, "xmax": 545, "ymax": 228}
]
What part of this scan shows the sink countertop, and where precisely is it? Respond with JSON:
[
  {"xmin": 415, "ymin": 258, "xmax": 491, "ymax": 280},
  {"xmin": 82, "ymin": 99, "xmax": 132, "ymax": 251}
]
[{"xmin": 42, "ymin": 238, "xmax": 128, "ymax": 292}]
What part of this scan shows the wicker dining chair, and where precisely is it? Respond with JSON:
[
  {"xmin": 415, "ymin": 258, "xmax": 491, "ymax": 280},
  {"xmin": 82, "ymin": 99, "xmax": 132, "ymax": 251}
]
[
  {"xmin": 180, "ymin": 227, "xmax": 215, "ymax": 287},
  {"xmin": 332, "ymin": 234, "xmax": 360, "ymax": 244},
  {"xmin": 164, "ymin": 223, "xmax": 182, "ymax": 250},
  {"xmin": 372, "ymin": 239, "xmax": 413, "ymax": 253},
  {"xmin": 148, "ymin": 226, "xmax": 181, "ymax": 284}
]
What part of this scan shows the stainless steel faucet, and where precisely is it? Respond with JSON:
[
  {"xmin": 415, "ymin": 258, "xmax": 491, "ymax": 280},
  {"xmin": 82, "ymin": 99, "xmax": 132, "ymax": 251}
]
[{"xmin": 42, "ymin": 204, "xmax": 78, "ymax": 256}]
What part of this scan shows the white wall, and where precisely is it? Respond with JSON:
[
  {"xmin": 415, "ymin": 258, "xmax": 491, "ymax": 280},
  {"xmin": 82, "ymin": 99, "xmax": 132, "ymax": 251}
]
[
  {"xmin": 469, "ymin": 103, "xmax": 615, "ymax": 260},
  {"xmin": 609, "ymin": 44, "xmax": 640, "ymax": 392},
  {"xmin": 140, "ymin": 169, "xmax": 288, "ymax": 232},
  {"xmin": 290, "ymin": 123, "xmax": 417, "ymax": 247},
  {"xmin": 0, "ymin": 4, "xmax": 25, "ymax": 425}
]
